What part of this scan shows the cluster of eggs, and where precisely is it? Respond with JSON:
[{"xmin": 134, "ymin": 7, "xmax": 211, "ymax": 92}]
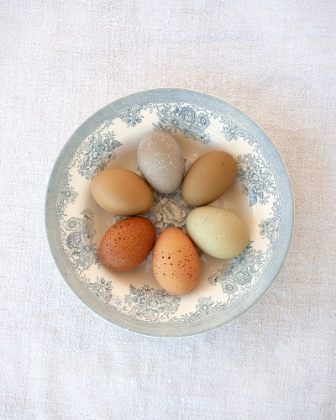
[{"xmin": 91, "ymin": 132, "xmax": 249, "ymax": 295}]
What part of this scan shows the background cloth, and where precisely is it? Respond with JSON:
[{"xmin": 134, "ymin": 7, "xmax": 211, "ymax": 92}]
[{"xmin": 1, "ymin": 1, "xmax": 335, "ymax": 419}]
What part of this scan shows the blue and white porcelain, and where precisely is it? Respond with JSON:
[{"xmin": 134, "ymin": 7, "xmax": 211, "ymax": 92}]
[{"xmin": 45, "ymin": 89, "xmax": 293, "ymax": 337}]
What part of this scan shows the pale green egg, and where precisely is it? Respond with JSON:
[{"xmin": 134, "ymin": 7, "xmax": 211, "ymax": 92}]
[{"xmin": 186, "ymin": 206, "xmax": 249, "ymax": 259}]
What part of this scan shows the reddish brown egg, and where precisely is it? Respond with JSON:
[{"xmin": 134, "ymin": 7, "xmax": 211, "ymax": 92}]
[{"xmin": 99, "ymin": 217, "xmax": 156, "ymax": 272}]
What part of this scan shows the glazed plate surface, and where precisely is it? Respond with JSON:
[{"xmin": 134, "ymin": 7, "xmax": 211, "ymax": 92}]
[{"xmin": 45, "ymin": 89, "xmax": 293, "ymax": 337}]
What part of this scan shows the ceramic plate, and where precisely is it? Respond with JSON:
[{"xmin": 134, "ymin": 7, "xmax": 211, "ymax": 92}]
[{"xmin": 45, "ymin": 88, "xmax": 293, "ymax": 337}]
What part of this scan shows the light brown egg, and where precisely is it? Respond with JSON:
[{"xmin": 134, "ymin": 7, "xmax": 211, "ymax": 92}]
[
  {"xmin": 152, "ymin": 227, "xmax": 200, "ymax": 295},
  {"xmin": 91, "ymin": 168, "xmax": 154, "ymax": 216},
  {"xmin": 182, "ymin": 151, "xmax": 237, "ymax": 206},
  {"xmin": 99, "ymin": 217, "xmax": 156, "ymax": 272}
]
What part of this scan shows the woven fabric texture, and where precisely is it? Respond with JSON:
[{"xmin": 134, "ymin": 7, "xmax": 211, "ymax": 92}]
[{"xmin": 1, "ymin": 1, "xmax": 335, "ymax": 419}]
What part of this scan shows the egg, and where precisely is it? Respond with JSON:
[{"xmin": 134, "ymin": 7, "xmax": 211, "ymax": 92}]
[
  {"xmin": 91, "ymin": 167, "xmax": 154, "ymax": 216},
  {"xmin": 182, "ymin": 151, "xmax": 237, "ymax": 206},
  {"xmin": 99, "ymin": 217, "xmax": 156, "ymax": 271},
  {"xmin": 137, "ymin": 131, "xmax": 185, "ymax": 194},
  {"xmin": 152, "ymin": 227, "xmax": 200, "ymax": 295},
  {"xmin": 186, "ymin": 206, "xmax": 249, "ymax": 259}
]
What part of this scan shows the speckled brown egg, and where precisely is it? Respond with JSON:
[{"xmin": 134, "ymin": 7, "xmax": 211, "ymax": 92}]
[
  {"xmin": 182, "ymin": 150, "xmax": 237, "ymax": 206},
  {"xmin": 99, "ymin": 217, "xmax": 156, "ymax": 272},
  {"xmin": 152, "ymin": 227, "xmax": 201, "ymax": 295}
]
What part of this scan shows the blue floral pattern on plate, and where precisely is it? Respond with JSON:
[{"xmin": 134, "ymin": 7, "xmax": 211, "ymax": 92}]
[
  {"xmin": 56, "ymin": 173, "xmax": 78, "ymax": 216},
  {"xmin": 61, "ymin": 209, "xmax": 100, "ymax": 273},
  {"xmin": 172, "ymin": 297, "xmax": 227, "ymax": 324},
  {"xmin": 153, "ymin": 103, "xmax": 212, "ymax": 144},
  {"xmin": 237, "ymin": 153, "xmax": 277, "ymax": 206},
  {"xmin": 208, "ymin": 243, "xmax": 266, "ymax": 302},
  {"xmin": 45, "ymin": 89, "xmax": 293, "ymax": 337},
  {"xmin": 122, "ymin": 285, "xmax": 181, "ymax": 322},
  {"xmin": 144, "ymin": 186, "xmax": 193, "ymax": 235},
  {"xmin": 70, "ymin": 130, "xmax": 122, "ymax": 180},
  {"xmin": 82, "ymin": 276, "xmax": 113, "ymax": 305}
]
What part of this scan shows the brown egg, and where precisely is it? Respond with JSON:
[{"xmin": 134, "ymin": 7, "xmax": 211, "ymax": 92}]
[
  {"xmin": 99, "ymin": 217, "xmax": 156, "ymax": 272},
  {"xmin": 152, "ymin": 227, "xmax": 201, "ymax": 295},
  {"xmin": 182, "ymin": 151, "xmax": 237, "ymax": 206},
  {"xmin": 91, "ymin": 167, "xmax": 154, "ymax": 216}
]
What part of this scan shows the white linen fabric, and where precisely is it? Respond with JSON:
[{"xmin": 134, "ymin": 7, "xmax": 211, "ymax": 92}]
[{"xmin": 1, "ymin": 1, "xmax": 335, "ymax": 419}]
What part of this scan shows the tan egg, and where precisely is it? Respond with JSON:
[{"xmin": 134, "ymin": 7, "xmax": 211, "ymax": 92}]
[
  {"xmin": 152, "ymin": 227, "xmax": 200, "ymax": 295},
  {"xmin": 137, "ymin": 131, "xmax": 185, "ymax": 194},
  {"xmin": 186, "ymin": 206, "xmax": 249, "ymax": 259},
  {"xmin": 182, "ymin": 151, "xmax": 237, "ymax": 206},
  {"xmin": 91, "ymin": 168, "xmax": 154, "ymax": 216},
  {"xmin": 99, "ymin": 217, "xmax": 156, "ymax": 272}
]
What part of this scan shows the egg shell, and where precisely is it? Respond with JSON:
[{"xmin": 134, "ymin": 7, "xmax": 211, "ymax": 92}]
[
  {"xmin": 152, "ymin": 227, "xmax": 201, "ymax": 295},
  {"xmin": 137, "ymin": 132, "xmax": 185, "ymax": 194},
  {"xmin": 99, "ymin": 217, "xmax": 156, "ymax": 272},
  {"xmin": 91, "ymin": 168, "xmax": 154, "ymax": 216},
  {"xmin": 186, "ymin": 206, "xmax": 249, "ymax": 259},
  {"xmin": 182, "ymin": 151, "xmax": 237, "ymax": 206}
]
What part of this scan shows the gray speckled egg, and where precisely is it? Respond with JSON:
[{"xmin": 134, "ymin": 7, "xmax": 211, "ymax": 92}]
[{"xmin": 137, "ymin": 132, "xmax": 184, "ymax": 194}]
